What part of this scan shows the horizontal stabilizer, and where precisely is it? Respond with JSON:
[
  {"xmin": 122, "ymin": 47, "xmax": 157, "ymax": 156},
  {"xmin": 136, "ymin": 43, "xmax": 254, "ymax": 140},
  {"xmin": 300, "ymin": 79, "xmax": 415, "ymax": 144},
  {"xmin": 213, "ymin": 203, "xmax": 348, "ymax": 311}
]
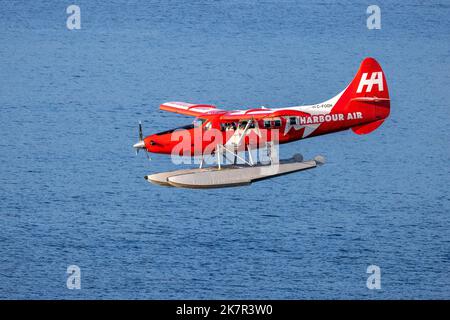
[{"xmin": 351, "ymin": 119, "xmax": 385, "ymax": 135}]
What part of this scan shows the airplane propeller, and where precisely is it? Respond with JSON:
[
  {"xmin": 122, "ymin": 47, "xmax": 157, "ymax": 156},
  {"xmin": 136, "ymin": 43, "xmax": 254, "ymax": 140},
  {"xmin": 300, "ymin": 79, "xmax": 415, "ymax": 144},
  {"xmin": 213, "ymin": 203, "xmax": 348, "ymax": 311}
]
[
  {"xmin": 133, "ymin": 121, "xmax": 150, "ymax": 160},
  {"xmin": 138, "ymin": 121, "xmax": 143, "ymax": 142}
]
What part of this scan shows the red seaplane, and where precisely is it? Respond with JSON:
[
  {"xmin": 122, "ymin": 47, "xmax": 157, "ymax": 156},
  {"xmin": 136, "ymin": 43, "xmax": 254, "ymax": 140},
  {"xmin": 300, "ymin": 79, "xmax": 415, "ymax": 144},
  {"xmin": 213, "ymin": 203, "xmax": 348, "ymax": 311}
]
[{"xmin": 133, "ymin": 57, "xmax": 390, "ymax": 187}]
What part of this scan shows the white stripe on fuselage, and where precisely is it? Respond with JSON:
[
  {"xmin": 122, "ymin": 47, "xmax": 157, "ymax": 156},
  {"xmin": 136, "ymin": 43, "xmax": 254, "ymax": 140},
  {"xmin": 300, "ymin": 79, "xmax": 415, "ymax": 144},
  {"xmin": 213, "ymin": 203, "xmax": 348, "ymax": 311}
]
[{"xmin": 281, "ymin": 87, "xmax": 346, "ymax": 137}]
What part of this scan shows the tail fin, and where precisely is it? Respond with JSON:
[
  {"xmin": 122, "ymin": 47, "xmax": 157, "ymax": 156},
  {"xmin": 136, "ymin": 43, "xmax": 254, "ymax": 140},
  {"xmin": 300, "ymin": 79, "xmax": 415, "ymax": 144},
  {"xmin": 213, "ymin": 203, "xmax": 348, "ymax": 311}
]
[
  {"xmin": 334, "ymin": 57, "xmax": 390, "ymax": 135},
  {"xmin": 349, "ymin": 57, "xmax": 389, "ymax": 100}
]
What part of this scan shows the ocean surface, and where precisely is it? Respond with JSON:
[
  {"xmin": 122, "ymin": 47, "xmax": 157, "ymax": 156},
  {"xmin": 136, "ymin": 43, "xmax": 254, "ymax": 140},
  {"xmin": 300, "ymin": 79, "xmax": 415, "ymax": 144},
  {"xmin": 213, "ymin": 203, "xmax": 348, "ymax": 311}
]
[{"xmin": 0, "ymin": 0, "xmax": 449, "ymax": 299}]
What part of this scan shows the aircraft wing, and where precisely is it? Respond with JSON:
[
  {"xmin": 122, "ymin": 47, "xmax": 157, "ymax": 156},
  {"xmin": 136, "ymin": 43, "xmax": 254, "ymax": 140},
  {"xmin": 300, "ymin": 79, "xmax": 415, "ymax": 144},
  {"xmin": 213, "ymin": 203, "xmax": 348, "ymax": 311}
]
[
  {"xmin": 160, "ymin": 102, "xmax": 223, "ymax": 117},
  {"xmin": 160, "ymin": 103, "xmax": 311, "ymax": 120}
]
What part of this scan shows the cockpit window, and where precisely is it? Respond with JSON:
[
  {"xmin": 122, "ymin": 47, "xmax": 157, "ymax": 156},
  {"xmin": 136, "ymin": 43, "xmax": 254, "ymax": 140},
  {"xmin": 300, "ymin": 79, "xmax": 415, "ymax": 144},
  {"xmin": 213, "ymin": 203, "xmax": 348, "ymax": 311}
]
[
  {"xmin": 193, "ymin": 118, "xmax": 206, "ymax": 128},
  {"xmin": 239, "ymin": 121, "xmax": 248, "ymax": 129}
]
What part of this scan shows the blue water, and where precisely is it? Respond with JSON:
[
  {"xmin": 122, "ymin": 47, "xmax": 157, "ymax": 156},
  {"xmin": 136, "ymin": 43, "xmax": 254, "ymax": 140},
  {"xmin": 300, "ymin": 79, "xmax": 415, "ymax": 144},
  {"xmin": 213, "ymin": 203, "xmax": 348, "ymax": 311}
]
[{"xmin": 0, "ymin": 0, "xmax": 449, "ymax": 299}]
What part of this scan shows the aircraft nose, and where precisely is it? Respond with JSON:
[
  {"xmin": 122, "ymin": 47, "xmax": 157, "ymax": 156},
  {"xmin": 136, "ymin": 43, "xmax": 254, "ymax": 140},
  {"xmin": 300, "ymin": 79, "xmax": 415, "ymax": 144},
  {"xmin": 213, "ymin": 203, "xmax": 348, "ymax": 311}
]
[{"xmin": 143, "ymin": 134, "xmax": 165, "ymax": 154}]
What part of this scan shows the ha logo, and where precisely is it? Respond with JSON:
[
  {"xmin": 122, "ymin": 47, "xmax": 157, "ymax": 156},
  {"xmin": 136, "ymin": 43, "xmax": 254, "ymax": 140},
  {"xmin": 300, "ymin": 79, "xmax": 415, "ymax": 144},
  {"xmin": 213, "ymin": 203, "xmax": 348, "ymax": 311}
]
[{"xmin": 357, "ymin": 72, "xmax": 384, "ymax": 93}]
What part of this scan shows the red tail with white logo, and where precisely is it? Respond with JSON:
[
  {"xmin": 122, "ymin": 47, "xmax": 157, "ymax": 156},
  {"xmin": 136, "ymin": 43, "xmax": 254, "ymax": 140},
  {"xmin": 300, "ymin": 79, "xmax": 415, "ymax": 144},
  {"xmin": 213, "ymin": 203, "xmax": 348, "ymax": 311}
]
[{"xmin": 333, "ymin": 57, "xmax": 390, "ymax": 134}]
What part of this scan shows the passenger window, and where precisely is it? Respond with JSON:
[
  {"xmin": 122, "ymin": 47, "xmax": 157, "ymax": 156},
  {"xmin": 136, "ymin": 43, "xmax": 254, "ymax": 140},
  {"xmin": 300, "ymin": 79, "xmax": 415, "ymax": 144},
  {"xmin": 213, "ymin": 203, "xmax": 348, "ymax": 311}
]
[
  {"xmin": 274, "ymin": 120, "xmax": 281, "ymax": 127},
  {"xmin": 289, "ymin": 117, "xmax": 297, "ymax": 125},
  {"xmin": 264, "ymin": 120, "xmax": 271, "ymax": 128}
]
